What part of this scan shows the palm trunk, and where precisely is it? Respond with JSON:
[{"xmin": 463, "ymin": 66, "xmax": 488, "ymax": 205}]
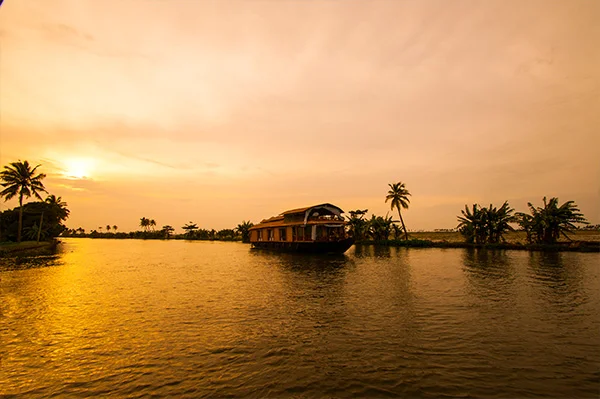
[
  {"xmin": 397, "ymin": 209, "xmax": 408, "ymax": 240},
  {"xmin": 37, "ymin": 212, "xmax": 44, "ymax": 242},
  {"xmin": 17, "ymin": 194, "xmax": 23, "ymax": 243}
]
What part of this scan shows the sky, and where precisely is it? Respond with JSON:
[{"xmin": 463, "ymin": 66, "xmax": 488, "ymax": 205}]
[{"xmin": 1, "ymin": 0, "xmax": 598, "ymax": 233}]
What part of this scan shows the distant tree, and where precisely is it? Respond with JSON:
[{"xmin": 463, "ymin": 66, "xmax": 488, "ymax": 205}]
[
  {"xmin": 217, "ymin": 229, "xmax": 235, "ymax": 241},
  {"xmin": 385, "ymin": 182, "xmax": 411, "ymax": 240},
  {"xmin": 235, "ymin": 221, "xmax": 254, "ymax": 243},
  {"xmin": 161, "ymin": 225, "xmax": 175, "ymax": 239},
  {"xmin": 182, "ymin": 222, "xmax": 198, "ymax": 239},
  {"xmin": 0, "ymin": 160, "xmax": 47, "ymax": 242},
  {"xmin": 106, "ymin": 225, "xmax": 111, "ymax": 232},
  {"xmin": 149, "ymin": 219, "xmax": 156, "ymax": 231},
  {"xmin": 516, "ymin": 197, "xmax": 588, "ymax": 244},
  {"xmin": 98, "ymin": 226, "xmax": 103, "ymax": 232},
  {"xmin": 113, "ymin": 225, "xmax": 118, "ymax": 232},
  {"xmin": 140, "ymin": 217, "xmax": 150, "ymax": 231}
]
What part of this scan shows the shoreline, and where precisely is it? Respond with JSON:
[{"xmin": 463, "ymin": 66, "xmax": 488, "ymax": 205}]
[
  {"xmin": 355, "ymin": 239, "xmax": 600, "ymax": 253},
  {"xmin": 0, "ymin": 240, "xmax": 59, "ymax": 258}
]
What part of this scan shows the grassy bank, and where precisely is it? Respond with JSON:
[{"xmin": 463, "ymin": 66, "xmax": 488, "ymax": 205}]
[
  {"xmin": 358, "ymin": 230, "xmax": 600, "ymax": 252},
  {"xmin": 0, "ymin": 240, "xmax": 59, "ymax": 258},
  {"xmin": 407, "ymin": 230, "xmax": 600, "ymax": 243}
]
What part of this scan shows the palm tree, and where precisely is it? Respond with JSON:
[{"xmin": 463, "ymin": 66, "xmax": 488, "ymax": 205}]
[
  {"xmin": 140, "ymin": 217, "xmax": 150, "ymax": 231},
  {"xmin": 113, "ymin": 225, "xmax": 118, "ymax": 232},
  {"xmin": 149, "ymin": 219, "xmax": 156, "ymax": 231},
  {"xmin": 106, "ymin": 225, "xmax": 111, "ymax": 232},
  {"xmin": 45, "ymin": 195, "xmax": 70, "ymax": 221},
  {"xmin": 385, "ymin": 182, "xmax": 411, "ymax": 240},
  {"xmin": 0, "ymin": 160, "xmax": 47, "ymax": 242},
  {"xmin": 182, "ymin": 222, "xmax": 198, "ymax": 239},
  {"xmin": 235, "ymin": 221, "xmax": 254, "ymax": 243}
]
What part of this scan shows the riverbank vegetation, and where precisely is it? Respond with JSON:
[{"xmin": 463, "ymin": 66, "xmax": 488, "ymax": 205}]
[
  {"xmin": 1, "ymin": 161, "xmax": 70, "ymax": 244},
  {"xmin": 1, "ymin": 161, "xmax": 597, "ymax": 252}
]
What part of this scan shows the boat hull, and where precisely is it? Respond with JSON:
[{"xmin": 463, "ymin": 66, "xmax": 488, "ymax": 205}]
[{"xmin": 251, "ymin": 238, "xmax": 354, "ymax": 254}]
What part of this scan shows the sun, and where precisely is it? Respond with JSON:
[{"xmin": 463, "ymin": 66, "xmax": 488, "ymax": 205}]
[{"xmin": 63, "ymin": 158, "xmax": 95, "ymax": 179}]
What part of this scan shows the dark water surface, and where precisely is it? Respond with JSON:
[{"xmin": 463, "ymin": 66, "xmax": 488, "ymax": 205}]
[{"xmin": 1, "ymin": 239, "xmax": 599, "ymax": 398}]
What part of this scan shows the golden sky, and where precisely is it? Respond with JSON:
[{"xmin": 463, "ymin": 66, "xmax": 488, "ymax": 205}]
[{"xmin": 1, "ymin": 0, "xmax": 598, "ymax": 232}]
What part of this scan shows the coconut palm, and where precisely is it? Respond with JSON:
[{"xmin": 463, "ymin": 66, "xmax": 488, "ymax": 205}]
[
  {"xmin": 385, "ymin": 182, "xmax": 411, "ymax": 240},
  {"xmin": 140, "ymin": 217, "xmax": 150, "ymax": 231},
  {"xmin": 0, "ymin": 160, "xmax": 47, "ymax": 242},
  {"xmin": 106, "ymin": 225, "xmax": 111, "ymax": 232},
  {"xmin": 113, "ymin": 225, "xmax": 118, "ymax": 232},
  {"xmin": 45, "ymin": 195, "xmax": 70, "ymax": 221},
  {"xmin": 149, "ymin": 219, "xmax": 156, "ymax": 231}
]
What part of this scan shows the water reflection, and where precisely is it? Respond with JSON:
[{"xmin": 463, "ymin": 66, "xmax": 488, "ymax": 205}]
[
  {"xmin": 353, "ymin": 244, "xmax": 392, "ymax": 258},
  {"xmin": 462, "ymin": 249, "xmax": 515, "ymax": 301},
  {"xmin": 2, "ymin": 240, "xmax": 599, "ymax": 398},
  {"xmin": 0, "ymin": 255, "xmax": 62, "ymax": 272},
  {"xmin": 527, "ymin": 252, "xmax": 588, "ymax": 312}
]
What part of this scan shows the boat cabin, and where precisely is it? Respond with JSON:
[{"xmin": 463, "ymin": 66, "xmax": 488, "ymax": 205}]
[{"xmin": 249, "ymin": 203, "xmax": 349, "ymax": 246}]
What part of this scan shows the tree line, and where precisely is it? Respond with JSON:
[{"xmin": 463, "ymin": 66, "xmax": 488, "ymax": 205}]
[
  {"xmin": 0, "ymin": 160, "xmax": 593, "ymax": 247},
  {"xmin": 346, "ymin": 181, "xmax": 591, "ymax": 246},
  {"xmin": 62, "ymin": 219, "xmax": 255, "ymax": 242}
]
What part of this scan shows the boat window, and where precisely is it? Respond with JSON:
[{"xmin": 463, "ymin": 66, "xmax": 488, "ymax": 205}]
[{"xmin": 279, "ymin": 228, "xmax": 286, "ymax": 241}]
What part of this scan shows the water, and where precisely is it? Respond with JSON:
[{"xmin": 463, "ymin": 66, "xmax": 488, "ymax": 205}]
[{"xmin": 1, "ymin": 239, "xmax": 599, "ymax": 398}]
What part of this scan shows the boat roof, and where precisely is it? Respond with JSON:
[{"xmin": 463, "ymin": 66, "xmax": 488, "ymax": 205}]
[
  {"xmin": 250, "ymin": 203, "xmax": 346, "ymax": 230},
  {"xmin": 281, "ymin": 203, "xmax": 344, "ymax": 216}
]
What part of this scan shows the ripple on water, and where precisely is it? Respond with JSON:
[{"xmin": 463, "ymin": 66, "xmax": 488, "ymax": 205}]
[{"xmin": 1, "ymin": 240, "xmax": 599, "ymax": 398}]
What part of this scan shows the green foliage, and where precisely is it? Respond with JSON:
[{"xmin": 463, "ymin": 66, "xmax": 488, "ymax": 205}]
[
  {"xmin": 457, "ymin": 201, "xmax": 515, "ymax": 244},
  {"xmin": 516, "ymin": 197, "xmax": 588, "ymax": 244},
  {"xmin": 0, "ymin": 197, "xmax": 69, "ymax": 242}
]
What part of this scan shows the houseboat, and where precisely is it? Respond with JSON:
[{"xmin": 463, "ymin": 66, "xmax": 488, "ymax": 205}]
[{"xmin": 249, "ymin": 203, "xmax": 354, "ymax": 254}]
